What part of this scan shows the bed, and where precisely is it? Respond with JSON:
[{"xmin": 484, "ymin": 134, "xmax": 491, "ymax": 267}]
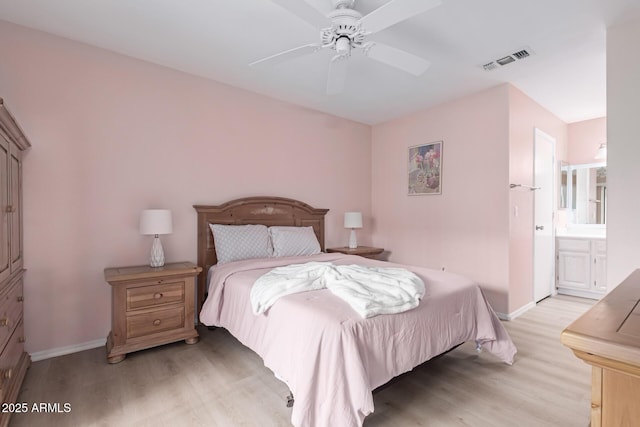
[{"xmin": 194, "ymin": 196, "xmax": 516, "ymax": 427}]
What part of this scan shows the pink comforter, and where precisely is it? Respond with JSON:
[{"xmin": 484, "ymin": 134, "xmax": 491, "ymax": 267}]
[{"xmin": 200, "ymin": 253, "xmax": 517, "ymax": 427}]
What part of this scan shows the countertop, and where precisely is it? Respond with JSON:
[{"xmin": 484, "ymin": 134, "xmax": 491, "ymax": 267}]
[{"xmin": 556, "ymin": 227, "xmax": 606, "ymax": 239}]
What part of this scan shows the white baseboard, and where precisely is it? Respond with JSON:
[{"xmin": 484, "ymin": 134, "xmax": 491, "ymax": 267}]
[
  {"xmin": 496, "ymin": 301, "xmax": 536, "ymax": 321},
  {"xmin": 556, "ymin": 287, "xmax": 603, "ymax": 300},
  {"xmin": 30, "ymin": 338, "xmax": 106, "ymax": 362}
]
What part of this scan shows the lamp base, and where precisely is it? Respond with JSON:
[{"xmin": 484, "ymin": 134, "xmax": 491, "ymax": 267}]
[
  {"xmin": 348, "ymin": 229, "xmax": 358, "ymax": 249},
  {"xmin": 150, "ymin": 235, "xmax": 165, "ymax": 267}
]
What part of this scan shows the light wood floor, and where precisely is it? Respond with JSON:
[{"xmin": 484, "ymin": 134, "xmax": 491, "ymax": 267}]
[{"xmin": 11, "ymin": 295, "xmax": 594, "ymax": 427}]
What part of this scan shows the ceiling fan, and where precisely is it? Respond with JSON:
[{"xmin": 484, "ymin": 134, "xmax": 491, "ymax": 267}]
[{"xmin": 251, "ymin": 0, "xmax": 442, "ymax": 95}]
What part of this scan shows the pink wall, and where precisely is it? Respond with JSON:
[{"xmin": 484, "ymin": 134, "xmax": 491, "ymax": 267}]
[
  {"xmin": 507, "ymin": 85, "xmax": 568, "ymax": 313},
  {"xmin": 371, "ymin": 84, "xmax": 568, "ymax": 316},
  {"xmin": 371, "ymin": 85, "xmax": 512, "ymax": 312},
  {"xmin": 567, "ymin": 117, "xmax": 606, "ymax": 165},
  {"xmin": 0, "ymin": 21, "xmax": 372, "ymax": 354}
]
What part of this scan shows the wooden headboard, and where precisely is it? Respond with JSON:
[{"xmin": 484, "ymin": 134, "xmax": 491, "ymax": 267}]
[{"xmin": 193, "ymin": 196, "xmax": 329, "ymax": 310}]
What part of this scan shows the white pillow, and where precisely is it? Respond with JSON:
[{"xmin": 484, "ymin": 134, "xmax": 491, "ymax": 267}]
[
  {"xmin": 269, "ymin": 226, "xmax": 321, "ymax": 257},
  {"xmin": 210, "ymin": 224, "xmax": 272, "ymax": 264}
]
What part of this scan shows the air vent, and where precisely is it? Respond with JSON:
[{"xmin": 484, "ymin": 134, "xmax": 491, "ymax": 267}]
[
  {"xmin": 480, "ymin": 46, "xmax": 535, "ymax": 71},
  {"xmin": 512, "ymin": 49, "xmax": 530, "ymax": 59},
  {"xmin": 482, "ymin": 62, "xmax": 499, "ymax": 71},
  {"xmin": 496, "ymin": 56, "xmax": 515, "ymax": 66}
]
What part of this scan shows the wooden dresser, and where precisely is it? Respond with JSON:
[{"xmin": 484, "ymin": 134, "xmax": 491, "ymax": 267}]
[
  {"xmin": 104, "ymin": 261, "xmax": 202, "ymax": 363},
  {"xmin": 0, "ymin": 99, "xmax": 31, "ymax": 427},
  {"xmin": 561, "ymin": 269, "xmax": 640, "ymax": 427}
]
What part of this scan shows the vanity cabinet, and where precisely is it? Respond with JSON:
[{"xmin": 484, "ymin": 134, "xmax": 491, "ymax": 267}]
[{"xmin": 556, "ymin": 237, "xmax": 606, "ymax": 299}]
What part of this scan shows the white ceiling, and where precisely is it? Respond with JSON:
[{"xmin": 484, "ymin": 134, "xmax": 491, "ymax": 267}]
[{"xmin": 1, "ymin": 0, "xmax": 639, "ymax": 125}]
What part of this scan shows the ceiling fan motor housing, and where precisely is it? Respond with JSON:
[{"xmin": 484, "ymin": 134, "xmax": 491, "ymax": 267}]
[
  {"xmin": 333, "ymin": 0, "xmax": 356, "ymax": 9},
  {"xmin": 322, "ymin": 6, "xmax": 365, "ymax": 55}
]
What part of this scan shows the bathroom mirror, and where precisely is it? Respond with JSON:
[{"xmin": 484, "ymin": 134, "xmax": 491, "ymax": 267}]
[{"xmin": 560, "ymin": 162, "xmax": 607, "ymax": 224}]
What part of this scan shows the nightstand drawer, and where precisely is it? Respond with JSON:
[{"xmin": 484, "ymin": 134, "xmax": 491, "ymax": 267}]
[
  {"xmin": 126, "ymin": 306, "xmax": 185, "ymax": 339},
  {"xmin": 126, "ymin": 281, "xmax": 185, "ymax": 311}
]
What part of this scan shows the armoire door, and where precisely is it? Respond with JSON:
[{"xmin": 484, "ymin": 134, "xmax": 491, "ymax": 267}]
[
  {"xmin": 9, "ymin": 142, "xmax": 22, "ymax": 274},
  {"xmin": 0, "ymin": 133, "xmax": 9, "ymax": 283}
]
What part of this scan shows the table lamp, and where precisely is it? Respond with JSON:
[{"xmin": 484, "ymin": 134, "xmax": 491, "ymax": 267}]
[
  {"xmin": 344, "ymin": 212, "xmax": 363, "ymax": 249},
  {"xmin": 139, "ymin": 209, "xmax": 173, "ymax": 267}
]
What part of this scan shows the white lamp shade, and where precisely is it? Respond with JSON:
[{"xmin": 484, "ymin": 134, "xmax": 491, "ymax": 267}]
[
  {"xmin": 595, "ymin": 143, "xmax": 607, "ymax": 160},
  {"xmin": 139, "ymin": 209, "xmax": 173, "ymax": 235},
  {"xmin": 344, "ymin": 212, "xmax": 363, "ymax": 229}
]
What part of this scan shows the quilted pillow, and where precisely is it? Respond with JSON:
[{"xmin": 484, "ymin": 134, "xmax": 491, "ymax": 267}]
[
  {"xmin": 269, "ymin": 226, "xmax": 321, "ymax": 257},
  {"xmin": 210, "ymin": 224, "xmax": 272, "ymax": 264}
]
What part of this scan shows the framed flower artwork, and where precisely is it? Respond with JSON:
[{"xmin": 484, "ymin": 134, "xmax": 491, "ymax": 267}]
[{"xmin": 408, "ymin": 141, "xmax": 442, "ymax": 195}]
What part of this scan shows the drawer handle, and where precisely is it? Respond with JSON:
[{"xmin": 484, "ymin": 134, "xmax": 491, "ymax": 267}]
[
  {"xmin": 0, "ymin": 318, "xmax": 7, "ymax": 327},
  {"xmin": 2, "ymin": 369, "xmax": 12, "ymax": 380},
  {"xmin": 17, "ymin": 296, "xmax": 24, "ymax": 302},
  {"xmin": 153, "ymin": 292, "xmax": 163, "ymax": 300},
  {"xmin": 18, "ymin": 337, "xmax": 25, "ymax": 343},
  {"xmin": 5, "ymin": 205, "xmax": 15, "ymax": 213},
  {"xmin": 153, "ymin": 319, "xmax": 161, "ymax": 326}
]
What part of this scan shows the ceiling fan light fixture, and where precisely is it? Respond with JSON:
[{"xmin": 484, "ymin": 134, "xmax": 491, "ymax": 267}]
[{"xmin": 335, "ymin": 36, "xmax": 352, "ymax": 55}]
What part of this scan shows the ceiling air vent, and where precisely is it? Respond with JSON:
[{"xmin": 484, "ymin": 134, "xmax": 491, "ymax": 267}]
[
  {"xmin": 482, "ymin": 62, "xmax": 499, "ymax": 71},
  {"xmin": 480, "ymin": 46, "xmax": 535, "ymax": 71},
  {"xmin": 496, "ymin": 56, "xmax": 515, "ymax": 66},
  {"xmin": 512, "ymin": 49, "xmax": 530, "ymax": 59}
]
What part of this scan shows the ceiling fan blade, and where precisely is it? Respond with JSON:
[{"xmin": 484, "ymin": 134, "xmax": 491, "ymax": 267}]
[
  {"xmin": 269, "ymin": 0, "xmax": 331, "ymax": 29},
  {"xmin": 365, "ymin": 42, "xmax": 430, "ymax": 75},
  {"xmin": 250, "ymin": 44, "xmax": 322, "ymax": 67},
  {"xmin": 304, "ymin": 0, "xmax": 334, "ymax": 15},
  {"xmin": 326, "ymin": 55, "xmax": 349, "ymax": 95},
  {"xmin": 358, "ymin": 0, "xmax": 442, "ymax": 34}
]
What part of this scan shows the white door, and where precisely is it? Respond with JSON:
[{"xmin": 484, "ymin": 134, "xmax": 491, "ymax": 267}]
[{"xmin": 534, "ymin": 128, "xmax": 556, "ymax": 302}]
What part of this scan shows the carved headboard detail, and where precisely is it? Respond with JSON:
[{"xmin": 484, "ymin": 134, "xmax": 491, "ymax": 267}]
[{"xmin": 193, "ymin": 196, "xmax": 329, "ymax": 310}]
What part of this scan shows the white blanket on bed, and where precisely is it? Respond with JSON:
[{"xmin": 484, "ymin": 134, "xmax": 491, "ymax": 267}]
[{"xmin": 250, "ymin": 262, "xmax": 425, "ymax": 318}]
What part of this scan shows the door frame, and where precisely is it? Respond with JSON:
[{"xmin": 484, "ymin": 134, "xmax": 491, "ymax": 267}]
[{"xmin": 533, "ymin": 128, "xmax": 557, "ymax": 302}]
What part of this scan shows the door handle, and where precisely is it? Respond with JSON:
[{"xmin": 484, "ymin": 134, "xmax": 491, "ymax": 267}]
[{"xmin": 535, "ymin": 225, "xmax": 544, "ymax": 230}]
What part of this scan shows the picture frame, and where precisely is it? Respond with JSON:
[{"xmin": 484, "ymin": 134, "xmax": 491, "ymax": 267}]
[{"xmin": 408, "ymin": 141, "xmax": 442, "ymax": 195}]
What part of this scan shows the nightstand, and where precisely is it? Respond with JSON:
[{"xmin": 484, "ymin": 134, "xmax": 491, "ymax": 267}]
[
  {"xmin": 104, "ymin": 261, "xmax": 202, "ymax": 364},
  {"xmin": 326, "ymin": 246, "xmax": 384, "ymax": 259}
]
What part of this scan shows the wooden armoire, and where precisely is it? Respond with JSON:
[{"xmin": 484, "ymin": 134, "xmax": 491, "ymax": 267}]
[{"xmin": 0, "ymin": 99, "xmax": 31, "ymax": 427}]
